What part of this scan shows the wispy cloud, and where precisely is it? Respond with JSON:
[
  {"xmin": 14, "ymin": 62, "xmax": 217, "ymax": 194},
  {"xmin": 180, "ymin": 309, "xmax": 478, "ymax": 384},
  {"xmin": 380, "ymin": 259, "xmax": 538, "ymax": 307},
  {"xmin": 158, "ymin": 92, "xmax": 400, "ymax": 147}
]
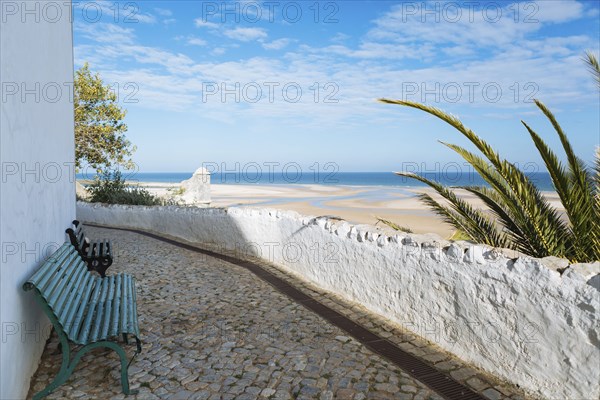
[
  {"xmin": 74, "ymin": 1, "xmax": 598, "ymax": 123},
  {"xmin": 262, "ymin": 38, "xmax": 291, "ymax": 50},
  {"xmin": 331, "ymin": 33, "xmax": 350, "ymax": 43},
  {"xmin": 134, "ymin": 13, "xmax": 157, "ymax": 24},
  {"xmin": 223, "ymin": 27, "xmax": 267, "ymax": 42},
  {"xmin": 74, "ymin": 22, "xmax": 135, "ymax": 44},
  {"xmin": 187, "ymin": 37, "xmax": 207, "ymax": 46},
  {"xmin": 154, "ymin": 8, "xmax": 172, "ymax": 17},
  {"xmin": 534, "ymin": 0, "xmax": 584, "ymax": 23},
  {"xmin": 194, "ymin": 19, "xmax": 220, "ymax": 29}
]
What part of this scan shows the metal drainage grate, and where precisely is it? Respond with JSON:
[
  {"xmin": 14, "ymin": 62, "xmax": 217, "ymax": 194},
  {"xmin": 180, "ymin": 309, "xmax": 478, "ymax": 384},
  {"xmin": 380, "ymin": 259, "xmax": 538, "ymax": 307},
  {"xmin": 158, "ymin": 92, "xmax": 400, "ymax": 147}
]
[{"xmin": 88, "ymin": 224, "xmax": 486, "ymax": 400}]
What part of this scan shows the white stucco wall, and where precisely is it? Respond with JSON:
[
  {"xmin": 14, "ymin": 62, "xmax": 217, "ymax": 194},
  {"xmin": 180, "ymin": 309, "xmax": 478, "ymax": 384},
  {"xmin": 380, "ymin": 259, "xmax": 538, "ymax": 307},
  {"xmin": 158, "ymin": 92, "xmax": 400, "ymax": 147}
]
[
  {"xmin": 78, "ymin": 203, "xmax": 600, "ymax": 400},
  {"xmin": 1, "ymin": 2, "xmax": 75, "ymax": 398}
]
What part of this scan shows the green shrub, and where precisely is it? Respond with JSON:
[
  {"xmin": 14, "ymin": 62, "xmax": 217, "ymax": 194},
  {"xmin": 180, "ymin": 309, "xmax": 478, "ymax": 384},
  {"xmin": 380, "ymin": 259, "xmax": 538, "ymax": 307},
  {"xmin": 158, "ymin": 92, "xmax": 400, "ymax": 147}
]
[{"xmin": 87, "ymin": 171, "xmax": 163, "ymax": 206}]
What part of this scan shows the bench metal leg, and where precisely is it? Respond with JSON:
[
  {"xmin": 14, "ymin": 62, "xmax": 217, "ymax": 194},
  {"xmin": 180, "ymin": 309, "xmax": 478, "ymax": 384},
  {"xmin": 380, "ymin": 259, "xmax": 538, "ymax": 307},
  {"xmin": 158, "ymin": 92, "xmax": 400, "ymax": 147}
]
[
  {"xmin": 33, "ymin": 331, "xmax": 71, "ymax": 400},
  {"xmin": 71, "ymin": 341, "xmax": 138, "ymax": 396},
  {"xmin": 34, "ymin": 340, "xmax": 138, "ymax": 399}
]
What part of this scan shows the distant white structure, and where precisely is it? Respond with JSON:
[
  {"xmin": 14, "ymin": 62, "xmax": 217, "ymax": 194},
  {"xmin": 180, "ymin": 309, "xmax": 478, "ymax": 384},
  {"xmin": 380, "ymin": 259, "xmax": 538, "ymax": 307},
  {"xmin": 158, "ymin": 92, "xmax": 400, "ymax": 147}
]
[
  {"xmin": 179, "ymin": 167, "xmax": 211, "ymax": 205},
  {"xmin": 1, "ymin": 2, "xmax": 75, "ymax": 398}
]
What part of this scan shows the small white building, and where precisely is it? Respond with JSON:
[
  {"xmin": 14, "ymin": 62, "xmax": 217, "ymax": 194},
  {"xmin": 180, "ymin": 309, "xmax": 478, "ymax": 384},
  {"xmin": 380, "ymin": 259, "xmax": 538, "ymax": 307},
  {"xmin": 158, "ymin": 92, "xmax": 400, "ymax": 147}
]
[
  {"xmin": 0, "ymin": 1, "xmax": 75, "ymax": 397},
  {"xmin": 179, "ymin": 167, "xmax": 211, "ymax": 205}
]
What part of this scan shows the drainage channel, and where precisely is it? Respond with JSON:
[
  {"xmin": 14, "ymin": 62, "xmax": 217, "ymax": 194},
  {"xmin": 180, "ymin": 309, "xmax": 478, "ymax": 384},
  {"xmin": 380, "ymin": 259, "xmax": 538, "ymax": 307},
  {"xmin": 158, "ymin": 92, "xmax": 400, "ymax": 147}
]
[{"xmin": 88, "ymin": 224, "xmax": 485, "ymax": 400}]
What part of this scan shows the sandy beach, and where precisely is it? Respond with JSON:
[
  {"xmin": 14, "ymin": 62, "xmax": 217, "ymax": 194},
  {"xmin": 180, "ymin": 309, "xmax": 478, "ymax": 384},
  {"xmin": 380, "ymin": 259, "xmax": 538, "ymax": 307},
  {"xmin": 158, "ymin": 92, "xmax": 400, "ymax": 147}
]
[{"xmin": 126, "ymin": 181, "xmax": 562, "ymax": 239}]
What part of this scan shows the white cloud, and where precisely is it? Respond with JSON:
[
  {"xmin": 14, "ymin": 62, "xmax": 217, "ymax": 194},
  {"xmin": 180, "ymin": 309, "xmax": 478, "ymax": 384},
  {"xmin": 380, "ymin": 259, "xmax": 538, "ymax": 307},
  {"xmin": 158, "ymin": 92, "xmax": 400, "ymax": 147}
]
[
  {"xmin": 74, "ymin": 22, "xmax": 135, "ymax": 45},
  {"xmin": 188, "ymin": 37, "xmax": 207, "ymax": 46},
  {"xmin": 362, "ymin": 0, "xmax": 591, "ymax": 57},
  {"xmin": 262, "ymin": 38, "xmax": 291, "ymax": 50},
  {"xmin": 587, "ymin": 8, "xmax": 600, "ymax": 18},
  {"xmin": 194, "ymin": 19, "xmax": 220, "ymax": 29},
  {"xmin": 311, "ymin": 42, "xmax": 434, "ymax": 60},
  {"xmin": 223, "ymin": 27, "xmax": 267, "ymax": 42},
  {"xmin": 154, "ymin": 8, "xmax": 172, "ymax": 17},
  {"xmin": 331, "ymin": 33, "xmax": 350, "ymax": 43},
  {"xmin": 534, "ymin": 0, "xmax": 584, "ymax": 23},
  {"xmin": 134, "ymin": 13, "xmax": 157, "ymax": 24},
  {"xmin": 367, "ymin": 3, "xmax": 539, "ymax": 50}
]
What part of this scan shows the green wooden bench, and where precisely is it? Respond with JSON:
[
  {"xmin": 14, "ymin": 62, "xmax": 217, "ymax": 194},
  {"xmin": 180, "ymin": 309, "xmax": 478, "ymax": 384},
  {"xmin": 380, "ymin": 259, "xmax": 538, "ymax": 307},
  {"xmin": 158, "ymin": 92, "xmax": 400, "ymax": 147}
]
[
  {"xmin": 66, "ymin": 220, "xmax": 113, "ymax": 277},
  {"xmin": 23, "ymin": 243, "xmax": 142, "ymax": 399}
]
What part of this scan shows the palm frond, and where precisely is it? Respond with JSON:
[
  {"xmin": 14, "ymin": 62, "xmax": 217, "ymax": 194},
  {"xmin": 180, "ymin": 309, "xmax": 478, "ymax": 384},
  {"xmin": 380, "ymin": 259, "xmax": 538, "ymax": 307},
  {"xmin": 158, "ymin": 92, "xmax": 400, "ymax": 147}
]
[
  {"xmin": 595, "ymin": 148, "xmax": 600, "ymax": 193},
  {"xmin": 380, "ymin": 99, "xmax": 569, "ymax": 258},
  {"xmin": 375, "ymin": 217, "xmax": 413, "ymax": 233},
  {"xmin": 584, "ymin": 51, "xmax": 600, "ymax": 88},
  {"xmin": 416, "ymin": 193, "xmax": 479, "ymax": 239},
  {"xmin": 394, "ymin": 172, "xmax": 506, "ymax": 247},
  {"xmin": 529, "ymin": 101, "xmax": 597, "ymax": 261},
  {"xmin": 439, "ymin": 142, "xmax": 548, "ymax": 255},
  {"xmin": 533, "ymin": 100, "xmax": 593, "ymax": 192}
]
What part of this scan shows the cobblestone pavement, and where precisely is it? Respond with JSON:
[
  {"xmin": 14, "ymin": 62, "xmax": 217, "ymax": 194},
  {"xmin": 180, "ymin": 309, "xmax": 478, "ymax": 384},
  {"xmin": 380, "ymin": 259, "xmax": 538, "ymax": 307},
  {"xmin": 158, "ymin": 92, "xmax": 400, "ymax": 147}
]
[{"xmin": 28, "ymin": 227, "xmax": 528, "ymax": 400}]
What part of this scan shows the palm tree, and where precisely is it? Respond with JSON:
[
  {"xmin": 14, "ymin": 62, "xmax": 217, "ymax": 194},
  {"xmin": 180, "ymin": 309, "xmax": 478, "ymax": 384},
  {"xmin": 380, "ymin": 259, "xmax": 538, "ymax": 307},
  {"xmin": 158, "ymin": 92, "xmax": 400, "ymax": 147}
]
[{"xmin": 379, "ymin": 53, "xmax": 599, "ymax": 263}]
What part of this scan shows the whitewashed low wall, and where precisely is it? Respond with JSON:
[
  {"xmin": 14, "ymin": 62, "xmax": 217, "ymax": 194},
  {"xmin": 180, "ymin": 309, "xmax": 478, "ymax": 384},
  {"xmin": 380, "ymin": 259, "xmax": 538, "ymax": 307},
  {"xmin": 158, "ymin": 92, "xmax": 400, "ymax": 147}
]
[{"xmin": 77, "ymin": 202, "xmax": 599, "ymax": 400}]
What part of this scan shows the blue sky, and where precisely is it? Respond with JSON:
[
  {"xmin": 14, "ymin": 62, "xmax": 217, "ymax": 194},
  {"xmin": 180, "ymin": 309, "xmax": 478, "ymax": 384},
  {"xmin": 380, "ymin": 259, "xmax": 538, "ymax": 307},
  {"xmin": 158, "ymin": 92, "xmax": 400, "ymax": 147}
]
[{"xmin": 73, "ymin": 0, "xmax": 600, "ymax": 173}]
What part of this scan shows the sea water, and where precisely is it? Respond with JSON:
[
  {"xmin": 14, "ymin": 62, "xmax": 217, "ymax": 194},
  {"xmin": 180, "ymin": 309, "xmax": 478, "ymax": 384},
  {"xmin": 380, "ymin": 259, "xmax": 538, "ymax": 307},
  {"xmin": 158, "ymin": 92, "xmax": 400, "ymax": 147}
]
[{"xmin": 77, "ymin": 171, "xmax": 557, "ymax": 191}]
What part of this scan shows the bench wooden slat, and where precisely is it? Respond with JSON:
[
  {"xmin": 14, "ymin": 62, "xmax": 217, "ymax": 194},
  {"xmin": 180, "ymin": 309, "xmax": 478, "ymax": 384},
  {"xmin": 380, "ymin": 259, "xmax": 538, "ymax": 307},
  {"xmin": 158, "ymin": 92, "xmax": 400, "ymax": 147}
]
[
  {"xmin": 78, "ymin": 277, "xmax": 104, "ymax": 343},
  {"xmin": 28, "ymin": 245, "xmax": 72, "ymax": 292},
  {"xmin": 89, "ymin": 278, "xmax": 110, "ymax": 342},
  {"xmin": 56, "ymin": 265, "xmax": 88, "ymax": 323},
  {"xmin": 46, "ymin": 253, "xmax": 82, "ymax": 309},
  {"xmin": 101, "ymin": 276, "xmax": 116, "ymax": 339},
  {"xmin": 132, "ymin": 276, "xmax": 139, "ymax": 334},
  {"xmin": 68, "ymin": 275, "xmax": 98, "ymax": 341},
  {"xmin": 127, "ymin": 276, "xmax": 135, "ymax": 331},
  {"xmin": 63, "ymin": 273, "xmax": 95, "ymax": 337},
  {"xmin": 121, "ymin": 274, "xmax": 129, "ymax": 332},
  {"xmin": 111, "ymin": 274, "xmax": 122, "ymax": 337}
]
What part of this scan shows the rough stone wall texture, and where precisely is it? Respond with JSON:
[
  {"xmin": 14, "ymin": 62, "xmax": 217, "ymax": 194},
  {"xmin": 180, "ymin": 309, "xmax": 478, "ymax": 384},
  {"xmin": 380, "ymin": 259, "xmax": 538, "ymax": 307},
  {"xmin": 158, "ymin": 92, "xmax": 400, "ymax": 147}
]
[{"xmin": 77, "ymin": 202, "xmax": 600, "ymax": 400}]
